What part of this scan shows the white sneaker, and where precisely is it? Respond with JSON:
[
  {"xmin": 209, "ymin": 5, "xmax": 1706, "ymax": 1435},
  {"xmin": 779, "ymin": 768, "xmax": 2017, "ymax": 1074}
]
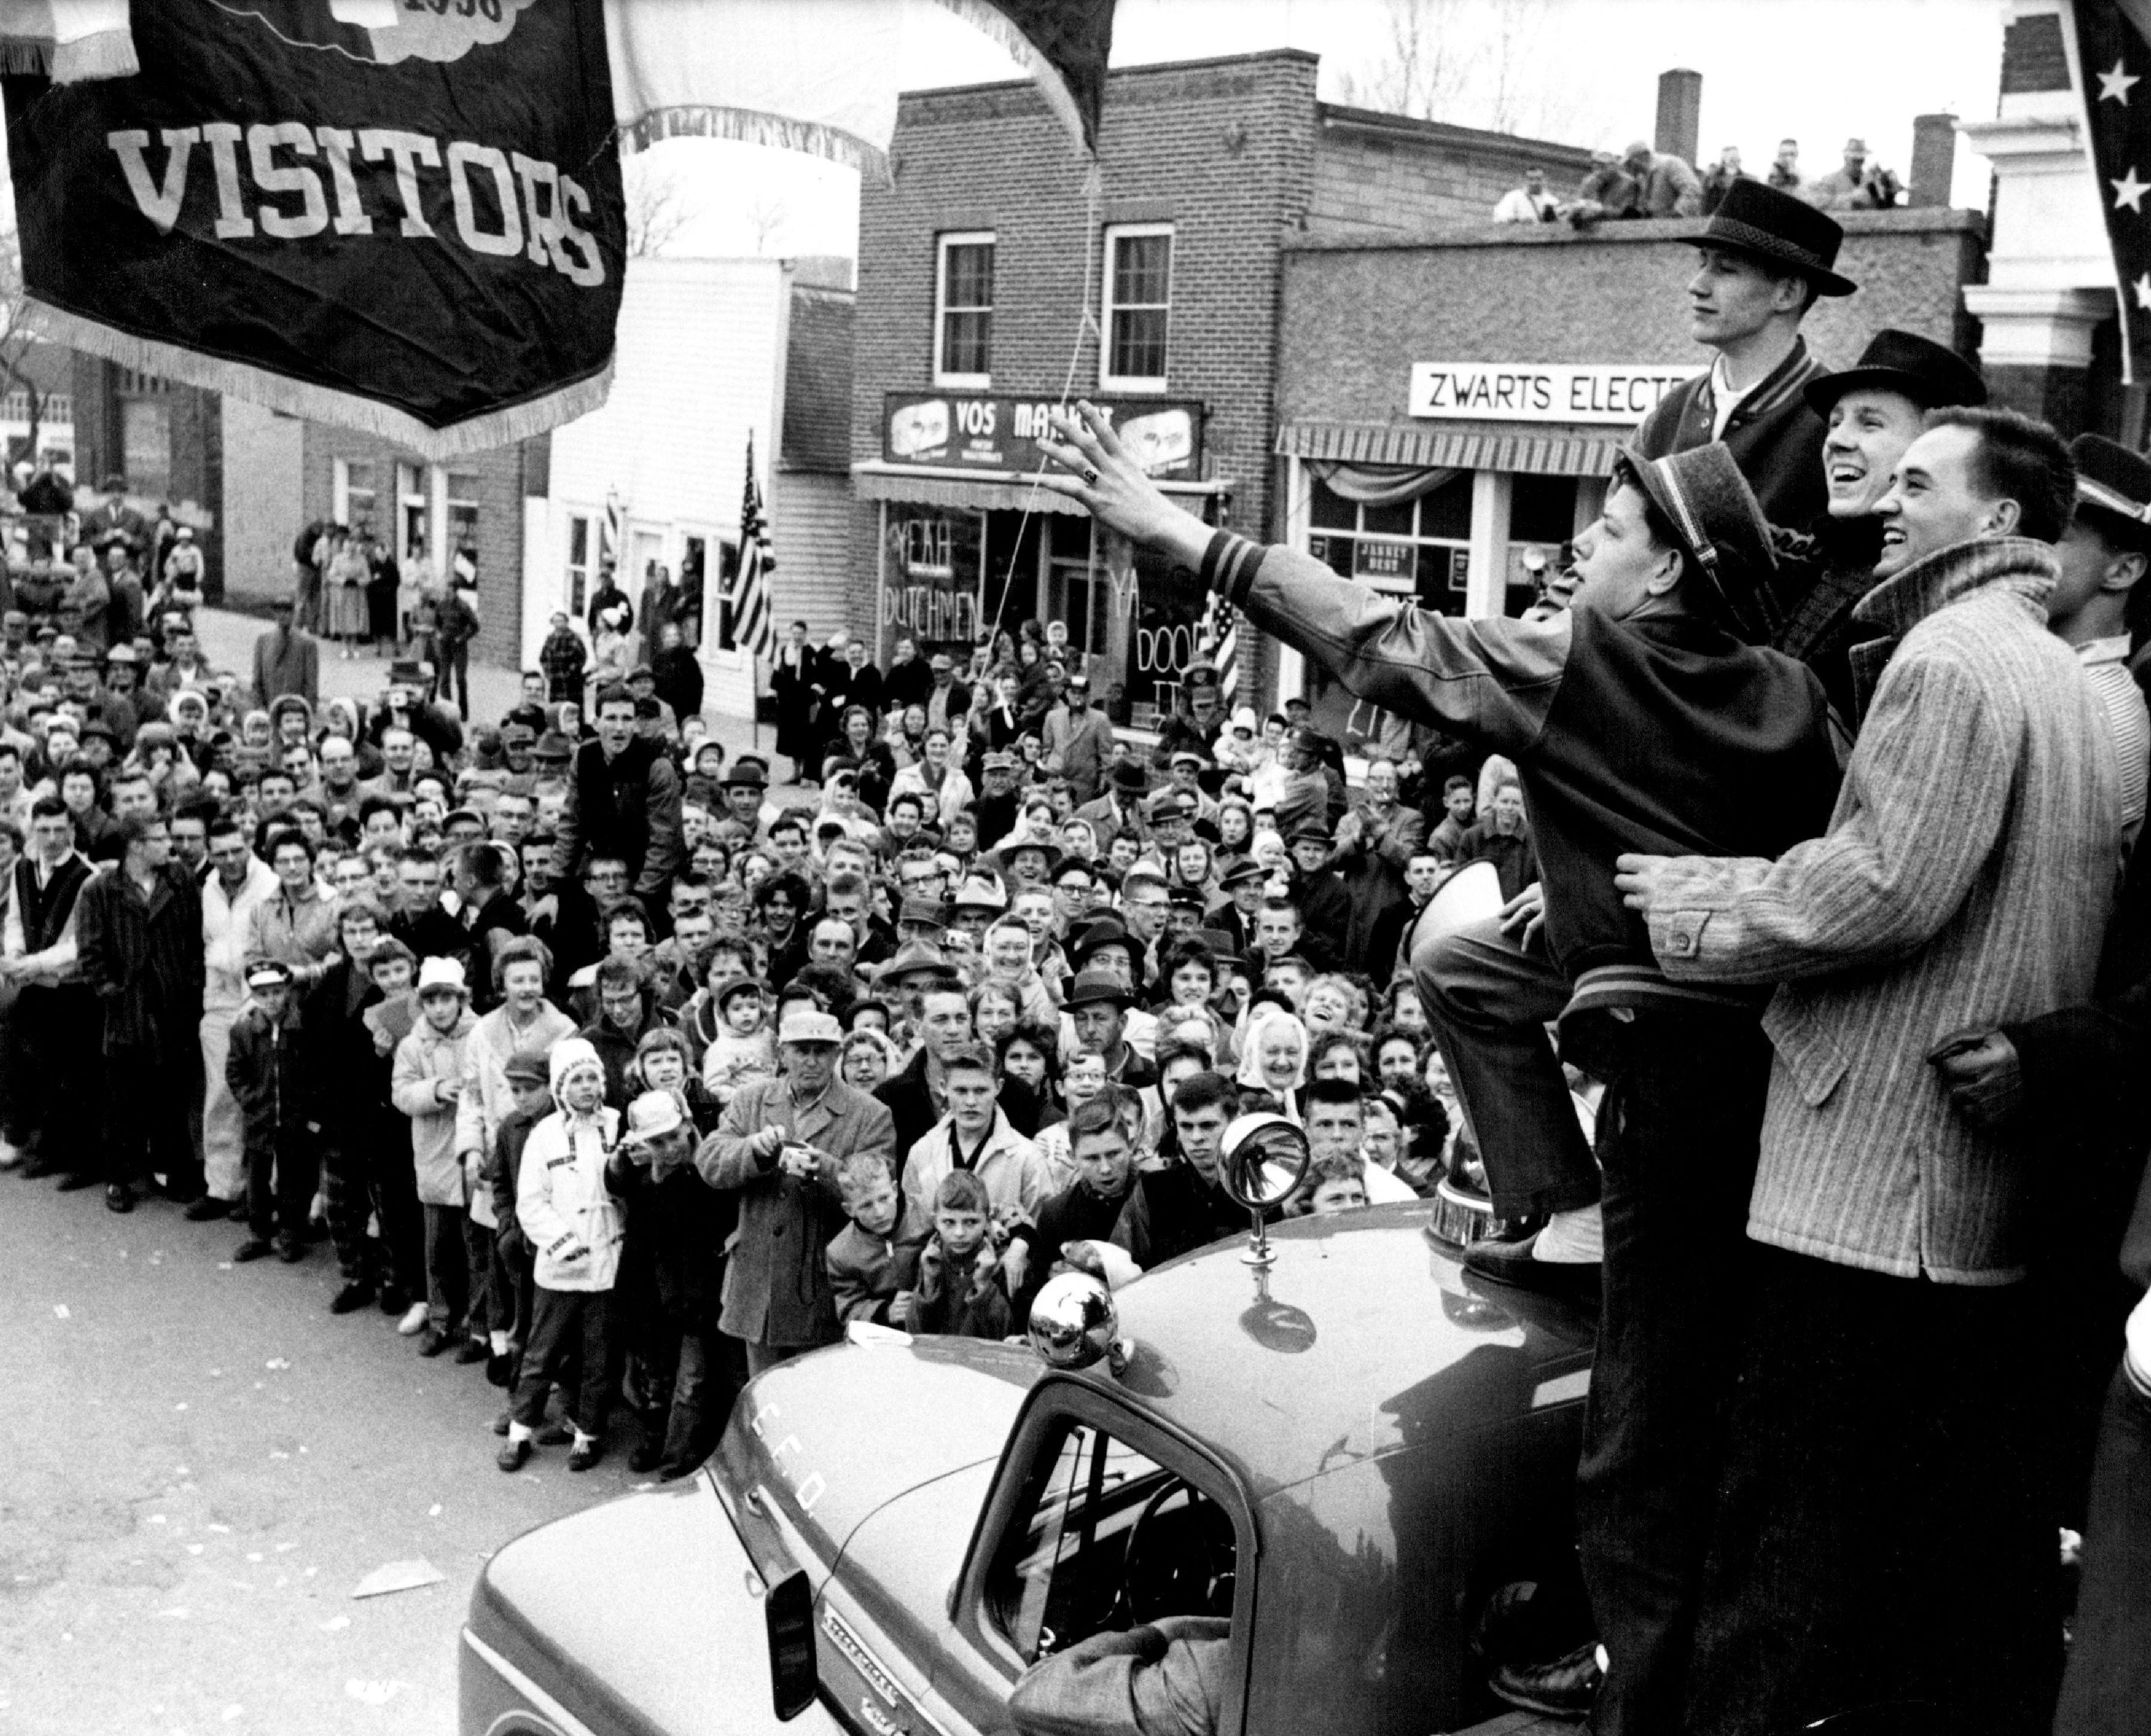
[
  {"xmin": 397, "ymin": 1302, "xmax": 431, "ymax": 1336},
  {"xmin": 0, "ymin": 1138, "xmax": 22, "ymax": 1169}
]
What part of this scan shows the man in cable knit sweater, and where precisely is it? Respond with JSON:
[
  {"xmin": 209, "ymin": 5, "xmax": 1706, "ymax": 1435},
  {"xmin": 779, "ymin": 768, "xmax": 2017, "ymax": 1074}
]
[{"xmin": 1616, "ymin": 407, "xmax": 2124, "ymax": 1735}]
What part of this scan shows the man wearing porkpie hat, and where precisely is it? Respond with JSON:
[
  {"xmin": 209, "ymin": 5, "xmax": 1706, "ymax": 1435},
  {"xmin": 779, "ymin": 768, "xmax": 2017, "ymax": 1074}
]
[
  {"xmin": 1074, "ymin": 757, "xmax": 1149, "ymax": 844},
  {"xmin": 1043, "ymin": 412, "xmax": 1841, "ymax": 1736},
  {"xmin": 1634, "ymin": 178, "xmax": 1856, "ymax": 533},
  {"xmin": 1772, "ymin": 329, "xmax": 1990, "ymax": 723}
]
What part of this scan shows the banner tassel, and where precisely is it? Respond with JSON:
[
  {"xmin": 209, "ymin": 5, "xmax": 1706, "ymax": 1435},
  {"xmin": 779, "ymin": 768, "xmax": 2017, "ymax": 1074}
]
[{"xmin": 24, "ymin": 297, "xmax": 614, "ymax": 463}]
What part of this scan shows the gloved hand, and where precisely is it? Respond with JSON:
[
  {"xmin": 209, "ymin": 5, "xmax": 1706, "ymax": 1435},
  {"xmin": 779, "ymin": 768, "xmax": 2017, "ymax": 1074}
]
[{"xmin": 1927, "ymin": 1028, "xmax": 2024, "ymax": 1132}]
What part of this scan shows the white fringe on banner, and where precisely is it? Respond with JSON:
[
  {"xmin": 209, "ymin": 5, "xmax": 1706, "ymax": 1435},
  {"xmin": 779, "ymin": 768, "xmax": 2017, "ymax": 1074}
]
[
  {"xmin": 929, "ymin": 0, "xmax": 1089, "ymax": 158},
  {"xmin": 621, "ymin": 104, "xmax": 887, "ymax": 181},
  {"xmin": 25, "ymin": 296, "xmax": 615, "ymax": 461}
]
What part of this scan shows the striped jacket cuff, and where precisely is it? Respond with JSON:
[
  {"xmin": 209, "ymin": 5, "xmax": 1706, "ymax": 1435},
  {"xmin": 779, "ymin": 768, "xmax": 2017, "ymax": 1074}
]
[{"xmin": 1200, "ymin": 530, "xmax": 1266, "ymax": 608}]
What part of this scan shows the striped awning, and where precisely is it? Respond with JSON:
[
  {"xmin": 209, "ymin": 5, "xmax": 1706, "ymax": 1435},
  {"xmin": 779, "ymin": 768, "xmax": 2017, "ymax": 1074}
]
[
  {"xmin": 853, "ymin": 462, "xmax": 1231, "ymax": 516},
  {"xmin": 1276, "ymin": 420, "xmax": 1627, "ymax": 477}
]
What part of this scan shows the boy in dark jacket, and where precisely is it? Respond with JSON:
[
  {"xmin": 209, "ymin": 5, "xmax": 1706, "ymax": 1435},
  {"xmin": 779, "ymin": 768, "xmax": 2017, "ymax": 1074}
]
[
  {"xmin": 482, "ymin": 1047, "xmax": 553, "ymax": 1393},
  {"xmin": 608, "ymin": 1088, "xmax": 741, "ymax": 1478},
  {"xmin": 912, "ymin": 1169, "xmax": 1012, "ymax": 1341},
  {"xmin": 228, "ymin": 959, "xmax": 312, "ymax": 1265},
  {"xmin": 827, "ymin": 1150, "xmax": 930, "ymax": 1327}
]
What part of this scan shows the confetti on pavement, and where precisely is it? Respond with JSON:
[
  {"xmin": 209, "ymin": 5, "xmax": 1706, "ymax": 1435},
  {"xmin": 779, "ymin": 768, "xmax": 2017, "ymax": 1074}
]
[{"xmin": 52, "ymin": 1305, "xmax": 69, "ymax": 1318}]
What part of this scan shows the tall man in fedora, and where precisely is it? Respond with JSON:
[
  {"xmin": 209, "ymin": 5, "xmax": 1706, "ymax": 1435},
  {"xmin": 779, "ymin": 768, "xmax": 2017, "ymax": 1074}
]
[
  {"xmin": 1635, "ymin": 178, "xmax": 1856, "ymax": 533},
  {"xmin": 1038, "ymin": 406, "xmax": 1841, "ymax": 1736},
  {"xmin": 1772, "ymin": 329, "xmax": 1989, "ymax": 723}
]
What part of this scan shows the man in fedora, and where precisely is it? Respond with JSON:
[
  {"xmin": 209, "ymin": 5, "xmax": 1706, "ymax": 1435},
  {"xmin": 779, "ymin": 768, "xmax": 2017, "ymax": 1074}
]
[
  {"xmin": 1064, "ymin": 967, "xmax": 1156, "ymax": 1090},
  {"xmin": 1043, "ymin": 670, "xmax": 1114, "ymax": 805},
  {"xmin": 718, "ymin": 759, "xmax": 769, "ymax": 843},
  {"xmin": 1039, "ymin": 407, "xmax": 1841, "ymax": 1736},
  {"xmin": 250, "ymin": 596, "xmax": 318, "ymax": 711},
  {"xmin": 1076, "ymin": 758, "xmax": 1149, "ymax": 843},
  {"xmin": 1635, "ymin": 177, "xmax": 1856, "ymax": 533},
  {"xmin": 1773, "ymin": 329, "xmax": 1989, "ymax": 723}
]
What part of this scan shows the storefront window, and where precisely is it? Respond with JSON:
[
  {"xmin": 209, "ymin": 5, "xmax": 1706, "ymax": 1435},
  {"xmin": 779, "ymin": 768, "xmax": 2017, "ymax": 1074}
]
[
  {"xmin": 447, "ymin": 471, "xmax": 481, "ymax": 569},
  {"xmin": 883, "ymin": 508, "xmax": 985, "ymax": 653},
  {"xmin": 341, "ymin": 460, "xmax": 378, "ymax": 536},
  {"xmin": 1508, "ymin": 473, "xmax": 1580, "ymax": 612},
  {"xmin": 1303, "ymin": 470, "xmax": 1474, "ymax": 748}
]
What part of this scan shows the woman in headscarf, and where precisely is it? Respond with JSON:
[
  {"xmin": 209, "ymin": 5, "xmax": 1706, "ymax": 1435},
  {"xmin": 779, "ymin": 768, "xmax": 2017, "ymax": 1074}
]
[{"xmin": 1235, "ymin": 1005, "xmax": 1308, "ymax": 1121}]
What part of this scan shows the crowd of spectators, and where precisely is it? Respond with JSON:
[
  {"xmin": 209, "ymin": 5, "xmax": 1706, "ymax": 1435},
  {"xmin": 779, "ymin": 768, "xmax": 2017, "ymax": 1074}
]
[
  {"xmin": 1496, "ymin": 133, "xmax": 1907, "ymax": 226},
  {"xmin": 0, "ymin": 513, "xmax": 1484, "ymax": 1490}
]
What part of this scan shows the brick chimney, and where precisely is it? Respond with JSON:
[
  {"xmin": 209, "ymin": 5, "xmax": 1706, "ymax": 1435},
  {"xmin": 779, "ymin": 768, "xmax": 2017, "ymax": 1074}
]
[
  {"xmin": 1656, "ymin": 68, "xmax": 1702, "ymax": 167},
  {"xmin": 1908, "ymin": 113, "xmax": 1958, "ymax": 207}
]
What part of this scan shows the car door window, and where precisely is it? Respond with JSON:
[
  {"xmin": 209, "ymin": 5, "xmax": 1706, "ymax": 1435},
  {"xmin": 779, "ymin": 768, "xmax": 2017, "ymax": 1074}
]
[{"xmin": 989, "ymin": 1420, "xmax": 1238, "ymax": 1665}]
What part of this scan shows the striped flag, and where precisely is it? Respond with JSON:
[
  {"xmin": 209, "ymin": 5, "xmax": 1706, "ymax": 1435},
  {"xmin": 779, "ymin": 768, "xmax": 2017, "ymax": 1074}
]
[
  {"xmin": 1198, "ymin": 590, "xmax": 1239, "ymax": 702},
  {"xmin": 729, "ymin": 433, "xmax": 777, "ymax": 658}
]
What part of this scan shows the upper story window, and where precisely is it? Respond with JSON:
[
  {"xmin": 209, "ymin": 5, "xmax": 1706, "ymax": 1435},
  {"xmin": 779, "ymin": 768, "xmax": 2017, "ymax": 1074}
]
[
  {"xmin": 936, "ymin": 232, "xmax": 996, "ymax": 387},
  {"xmin": 1101, "ymin": 223, "xmax": 1173, "ymax": 391}
]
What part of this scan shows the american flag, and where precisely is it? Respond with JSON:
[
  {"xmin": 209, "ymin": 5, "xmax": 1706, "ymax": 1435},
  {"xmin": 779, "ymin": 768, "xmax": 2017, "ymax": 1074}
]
[
  {"xmin": 600, "ymin": 487, "xmax": 621, "ymax": 576},
  {"xmin": 2069, "ymin": 1, "xmax": 2151, "ymax": 381},
  {"xmin": 1198, "ymin": 590, "xmax": 1239, "ymax": 702},
  {"xmin": 728, "ymin": 433, "xmax": 777, "ymax": 658}
]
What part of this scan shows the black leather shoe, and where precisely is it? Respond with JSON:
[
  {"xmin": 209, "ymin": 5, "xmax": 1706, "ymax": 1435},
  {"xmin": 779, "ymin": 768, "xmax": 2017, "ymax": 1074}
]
[
  {"xmin": 329, "ymin": 1281, "xmax": 376, "ymax": 1315},
  {"xmin": 232, "ymin": 1237, "xmax": 275, "ymax": 1263},
  {"xmin": 105, "ymin": 1182, "xmax": 136, "ymax": 1213},
  {"xmin": 496, "ymin": 1438, "xmax": 530, "ymax": 1473},
  {"xmin": 416, "ymin": 1327, "xmax": 454, "ymax": 1357},
  {"xmin": 275, "ymin": 1234, "xmax": 307, "ymax": 1264},
  {"xmin": 566, "ymin": 1438, "xmax": 603, "ymax": 1473},
  {"xmin": 629, "ymin": 1436, "xmax": 667, "ymax": 1475},
  {"xmin": 485, "ymin": 1352, "xmax": 513, "ymax": 1388},
  {"xmin": 1489, "ymin": 1641, "xmax": 1603, "ymax": 1718},
  {"xmin": 491, "ymin": 1409, "xmax": 512, "ymax": 1437},
  {"xmin": 454, "ymin": 1338, "xmax": 491, "ymax": 1366},
  {"xmin": 57, "ymin": 1170, "xmax": 101, "ymax": 1193},
  {"xmin": 378, "ymin": 1286, "xmax": 409, "ymax": 1315},
  {"xmin": 184, "ymin": 1195, "xmax": 233, "ymax": 1223},
  {"xmin": 1463, "ymin": 1232, "xmax": 1601, "ymax": 1302}
]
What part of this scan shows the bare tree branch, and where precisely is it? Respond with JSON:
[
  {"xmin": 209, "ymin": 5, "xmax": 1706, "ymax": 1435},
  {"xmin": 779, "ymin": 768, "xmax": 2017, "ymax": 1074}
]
[
  {"xmin": 1338, "ymin": 0, "xmax": 1555, "ymax": 139},
  {"xmin": 623, "ymin": 157, "xmax": 694, "ymax": 259},
  {"xmin": 0, "ymin": 225, "xmax": 46, "ymax": 469},
  {"xmin": 745, "ymin": 190, "xmax": 790, "ymax": 257}
]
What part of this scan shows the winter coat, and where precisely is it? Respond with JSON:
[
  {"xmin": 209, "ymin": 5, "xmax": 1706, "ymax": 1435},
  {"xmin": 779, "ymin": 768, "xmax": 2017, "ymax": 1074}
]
[
  {"xmin": 901, "ymin": 1108, "xmax": 1054, "ymax": 1229},
  {"xmin": 456, "ymin": 1000, "xmax": 577, "ymax": 1230},
  {"xmin": 391, "ymin": 1008, "xmax": 478, "ymax": 1207},
  {"xmin": 226, "ymin": 999, "xmax": 307, "ymax": 1153},
  {"xmin": 74, "ymin": 862, "xmax": 204, "ymax": 1057},
  {"xmin": 201, "ymin": 857, "xmax": 282, "ymax": 1013},
  {"xmin": 611, "ymin": 1155, "xmax": 736, "ymax": 1327},
  {"xmin": 697, "ymin": 1075, "xmax": 896, "ymax": 1349},
  {"xmin": 700, "ymin": 1025, "xmax": 777, "ymax": 1104},
  {"xmin": 517, "ymin": 1106, "xmax": 627, "ymax": 1291},
  {"xmin": 826, "ymin": 1198, "xmax": 930, "ymax": 1325},
  {"xmin": 551, "ymin": 734, "xmax": 685, "ymax": 901},
  {"xmin": 912, "ymin": 1238, "xmax": 1013, "ymax": 1340}
]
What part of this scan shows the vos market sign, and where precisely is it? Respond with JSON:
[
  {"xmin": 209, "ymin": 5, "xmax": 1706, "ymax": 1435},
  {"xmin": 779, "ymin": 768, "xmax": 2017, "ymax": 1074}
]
[
  {"xmin": 1408, "ymin": 361, "xmax": 1703, "ymax": 426},
  {"xmin": 3, "ymin": 0, "xmax": 626, "ymax": 457}
]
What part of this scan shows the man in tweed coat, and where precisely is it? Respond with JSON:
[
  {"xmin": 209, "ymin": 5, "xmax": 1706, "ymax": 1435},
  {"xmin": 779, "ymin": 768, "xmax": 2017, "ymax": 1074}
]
[
  {"xmin": 1617, "ymin": 407, "xmax": 2124, "ymax": 1736},
  {"xmin": 695, "ymin": 1004, "xmax": 895, "ymax": 1374}
]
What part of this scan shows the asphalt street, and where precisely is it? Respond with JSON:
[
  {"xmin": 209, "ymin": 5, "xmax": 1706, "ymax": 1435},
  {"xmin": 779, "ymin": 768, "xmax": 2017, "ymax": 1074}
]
[{"xmin": 0, "ymin": 1164, "xmax": 659, "ymax": 1736}]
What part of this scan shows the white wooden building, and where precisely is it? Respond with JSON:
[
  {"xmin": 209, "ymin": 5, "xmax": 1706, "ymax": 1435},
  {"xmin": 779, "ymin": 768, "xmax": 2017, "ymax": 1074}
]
[{"xmin": 523, "ymin": 255, "xmax": 855, "ymax": 719}]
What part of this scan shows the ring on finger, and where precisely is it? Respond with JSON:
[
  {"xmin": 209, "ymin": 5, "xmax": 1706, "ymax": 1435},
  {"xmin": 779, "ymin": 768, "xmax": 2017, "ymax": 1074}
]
[{"xmin": 1082, "ymin": 466, "xmax": 1099, "ymax": 485}]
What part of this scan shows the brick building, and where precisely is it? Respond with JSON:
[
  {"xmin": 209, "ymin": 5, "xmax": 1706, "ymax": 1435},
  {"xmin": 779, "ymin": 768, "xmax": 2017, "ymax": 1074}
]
[
  {"xmin": 850, "ymin": 50, "xmax": 1591, "ymax": 731},
  {"xmin": 69, "ymin": 356, "xmax": 223, "ymax": 597},
  {"xmin": 299, "ymin": 427, "xmax": 541, "ymax": 669},
  {"xmin": 1275, "ymin": 206, "xmax": 1987, "ymax": 736}
]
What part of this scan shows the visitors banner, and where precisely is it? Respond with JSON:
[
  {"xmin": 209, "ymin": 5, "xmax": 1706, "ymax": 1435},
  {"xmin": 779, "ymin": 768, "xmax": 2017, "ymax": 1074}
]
[
  {"xmin": 4, "ymin": 0, "xmax": 626, "ymax": 456},
  {"xmin": 0, "ymin": 1, "xmax": 1119, "ymax": 456}
]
